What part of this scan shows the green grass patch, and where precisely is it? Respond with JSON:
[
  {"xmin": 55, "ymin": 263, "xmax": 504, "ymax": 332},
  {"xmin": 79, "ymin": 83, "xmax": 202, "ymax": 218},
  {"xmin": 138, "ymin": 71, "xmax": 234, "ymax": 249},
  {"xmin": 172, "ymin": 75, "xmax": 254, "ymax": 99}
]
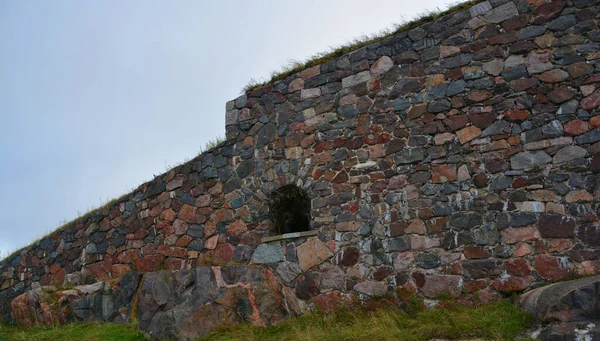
[
  {"xmin": 0, "ymin": 300, "xmax": 531, "ymax": 341},
  {"xmin": 0, "ymin": 321, "xmax": 147, "ymax": 341},
  {"xmin": 200, "ymin": 299, "xmax": 532, "ymax": 341},
  {"xmin": 242, "ymin": 0, "xmax": 485, "ymax": 94}
]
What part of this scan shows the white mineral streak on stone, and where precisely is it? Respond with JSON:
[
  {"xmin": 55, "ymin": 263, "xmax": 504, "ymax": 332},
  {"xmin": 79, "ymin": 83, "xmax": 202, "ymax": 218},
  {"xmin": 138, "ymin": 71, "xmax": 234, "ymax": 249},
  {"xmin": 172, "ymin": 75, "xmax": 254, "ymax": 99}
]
[
  {"xmin": 558, "ymin": 257, "xmax": 571, "ymax": 269},
  {"xmin": 353, "ymin": 161, "xmax": 377, "ymax": 169}
]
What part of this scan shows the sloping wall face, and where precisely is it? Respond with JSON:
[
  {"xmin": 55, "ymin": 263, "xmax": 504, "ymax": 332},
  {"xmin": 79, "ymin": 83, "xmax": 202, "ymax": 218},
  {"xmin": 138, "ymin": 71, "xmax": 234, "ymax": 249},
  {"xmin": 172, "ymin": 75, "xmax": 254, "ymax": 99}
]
[{"xmin": 3, "ymin": 0, "xmax": 600, "ymax": 326}]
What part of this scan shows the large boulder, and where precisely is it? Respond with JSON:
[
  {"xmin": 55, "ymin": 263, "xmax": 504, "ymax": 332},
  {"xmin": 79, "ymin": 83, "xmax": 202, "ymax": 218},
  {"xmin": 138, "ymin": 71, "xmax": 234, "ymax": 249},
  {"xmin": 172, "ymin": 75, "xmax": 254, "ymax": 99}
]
[
  {"xmin": 519, "ymin": 275, "xmax": 600, "ymax": 323},
  {"xmin": 135, "ymin": 266, "xmax": 288, "ymax": 341},
  {"xmin": 519, "ymin": 275, "xmax": 600, "ymax": 340},
  {"xmin": 10, "ymin": 272, "xmax": 142, "ymax": 327}
]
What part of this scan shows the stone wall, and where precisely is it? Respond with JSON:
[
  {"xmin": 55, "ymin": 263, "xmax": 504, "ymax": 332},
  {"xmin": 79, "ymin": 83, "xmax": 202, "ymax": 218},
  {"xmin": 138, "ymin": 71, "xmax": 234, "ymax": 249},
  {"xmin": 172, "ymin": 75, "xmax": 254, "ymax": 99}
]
[{"xmin": 3, "ymin": 0, "xmax": 600, "ymax": 335}]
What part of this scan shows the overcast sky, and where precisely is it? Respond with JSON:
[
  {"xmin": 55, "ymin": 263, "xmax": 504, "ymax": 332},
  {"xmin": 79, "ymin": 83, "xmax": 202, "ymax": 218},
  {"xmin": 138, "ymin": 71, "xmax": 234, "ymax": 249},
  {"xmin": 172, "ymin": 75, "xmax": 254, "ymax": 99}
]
[{"xmin": 0, "ymin": 0, "xmax": 461, "ymax": 256}]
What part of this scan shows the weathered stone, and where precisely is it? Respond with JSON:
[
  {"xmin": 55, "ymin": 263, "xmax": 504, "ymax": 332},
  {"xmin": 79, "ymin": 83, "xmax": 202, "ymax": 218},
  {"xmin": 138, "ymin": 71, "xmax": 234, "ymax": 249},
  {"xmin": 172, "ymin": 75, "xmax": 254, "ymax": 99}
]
[
  {"xmin": 354, "ymin": 281, "xmax": 387, "ymax": 297},
  {"xmin": 538, "ymin": 214, "xmax": 576, "ymax": 238},
  {"xmin": 520, "ymin": 275, "xmax": 600, "ymax": 324},
  {"xmin": 534, "ymin": 255, "xmax": 572, "ymax": 281},
  {"xmin": 539, "ymin": 69, "xmax": 569, "ymax": 83},
  {"xmin": 516, "ymin": 26, "xmax": 546, "ymax": 40},
  {"xmin": 342, "ymin": 71, "xmax": 370, "ymax": 88},
  {"xmin": 469, "ymin": 1, "xmax": 492, "ymax": 17},
  {"xmin": 553, "ymin": 146, "xmax": 588, "ymax": 164},
  {"xmin": 422, "ymin": 275, "xmax": 462, "ymax": 298},
  {"xmin": 484, "ymin": 2, "xmax": 518, "ymax": 23},
  {"xmin": 297, "ymin": 237, "xmax": 332, "ymax": 272},
  {"xmin": 581, "ymin": 92, "xmax": 600, "ymax": 110},
  {"xmin": 252, "ymin": 243, "xmax": 284, "ymax": 264},
  {"xmin": 463, "ymin": 259, "xmax": 501, "ymax": 279},
  {"xmin": 575, "ymin": 128, "xmax": 600, "ymax": 144},
  {"xmin": 547, "ymin": 87, "xmax": 575, "ymax": 103},
  {"xmin": 548, "ymin": 15, "xmax": 577, "ymax": 32},
  {"xmin": 510, "ymin": 151, "xmax": 552, "ymax": 169},
  {"xmin": 390, "ymin": 78, "xmax": 425, "ymax": 98},
  {"xmin": 276, "ymin": 262, "xmax": 301, "ymax": 283},
  {"xmin": 395, "ymin": 148, "xmax": 425, "ymax": 164},
  {"xmin": 383, "ymin": 236, "xmax": 411, "ymax": 252}
]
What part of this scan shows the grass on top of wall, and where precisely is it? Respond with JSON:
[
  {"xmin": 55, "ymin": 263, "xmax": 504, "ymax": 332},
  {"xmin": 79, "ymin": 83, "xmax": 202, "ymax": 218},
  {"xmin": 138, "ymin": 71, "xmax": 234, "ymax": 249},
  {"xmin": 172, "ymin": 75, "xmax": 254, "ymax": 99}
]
[
  {"xmin": 200, "ymin": 299, "xmax": 532, "ymax": 341},
  {"xmin": 242, "ymin": 0, "xmax": 486, "ymax": 94}
]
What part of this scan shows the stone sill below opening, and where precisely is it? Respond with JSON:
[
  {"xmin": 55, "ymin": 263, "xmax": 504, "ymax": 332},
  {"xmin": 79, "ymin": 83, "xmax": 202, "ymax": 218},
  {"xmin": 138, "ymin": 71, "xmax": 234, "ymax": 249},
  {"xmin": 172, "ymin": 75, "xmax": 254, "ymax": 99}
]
[{"xmin": 260, "ymin": 230, "xmax": 318, "ymax": 243}]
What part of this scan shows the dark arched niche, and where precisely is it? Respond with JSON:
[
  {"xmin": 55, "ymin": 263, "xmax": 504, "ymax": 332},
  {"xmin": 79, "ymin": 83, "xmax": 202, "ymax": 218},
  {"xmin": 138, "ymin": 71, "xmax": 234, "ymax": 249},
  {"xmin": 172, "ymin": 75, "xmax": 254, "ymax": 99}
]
[{"xmin": 269, "ymin": 184, "xmax": 311, "ymax": 235}]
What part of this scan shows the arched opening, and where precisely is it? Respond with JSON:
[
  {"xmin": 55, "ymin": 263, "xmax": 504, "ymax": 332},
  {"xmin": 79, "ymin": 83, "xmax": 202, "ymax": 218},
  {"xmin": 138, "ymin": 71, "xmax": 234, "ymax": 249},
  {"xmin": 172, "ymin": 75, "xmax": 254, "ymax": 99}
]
[{"xmin": 269, "ymin": 184, "xmax": 311, "ymax": 235}]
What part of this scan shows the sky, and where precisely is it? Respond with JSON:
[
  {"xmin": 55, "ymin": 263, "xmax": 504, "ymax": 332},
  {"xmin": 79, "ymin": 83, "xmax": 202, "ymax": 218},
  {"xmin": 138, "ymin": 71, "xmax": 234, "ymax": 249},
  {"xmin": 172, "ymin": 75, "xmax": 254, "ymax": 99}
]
[{"xmin": 0, "ymin": 0, "xmax": 462, "ymax": 256}]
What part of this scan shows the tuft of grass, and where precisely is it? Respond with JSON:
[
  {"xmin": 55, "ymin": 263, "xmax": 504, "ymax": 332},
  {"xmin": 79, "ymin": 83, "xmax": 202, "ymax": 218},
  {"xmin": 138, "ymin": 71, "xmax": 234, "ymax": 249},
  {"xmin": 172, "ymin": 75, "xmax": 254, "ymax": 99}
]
[
  {"xmin": 0, "ymin": 321, "xmax": 147, "ymax": 341},
  {"xmin": 199, "ymin": 299, "xmax": 532, "ymax": 341},
  {"xmin": 242, "ymin": 0, "xmax": 485, "ymax": 94},
  {"xmin": 199, "ymin": 136, "xmax": 226, "ymax": 154}
]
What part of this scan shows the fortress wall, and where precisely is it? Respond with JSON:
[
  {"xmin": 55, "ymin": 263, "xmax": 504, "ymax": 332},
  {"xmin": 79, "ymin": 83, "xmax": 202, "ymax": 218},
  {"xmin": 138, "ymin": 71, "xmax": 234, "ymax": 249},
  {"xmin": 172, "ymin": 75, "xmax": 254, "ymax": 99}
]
[{"xmin": 3, "ymin": 0, "xmax": 600, "ymax": 329}]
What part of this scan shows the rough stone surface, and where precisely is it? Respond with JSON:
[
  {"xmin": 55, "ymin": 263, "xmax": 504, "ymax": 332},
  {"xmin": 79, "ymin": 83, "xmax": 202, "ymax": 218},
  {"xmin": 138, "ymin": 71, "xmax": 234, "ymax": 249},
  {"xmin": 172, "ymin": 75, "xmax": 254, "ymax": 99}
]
[{"xmin": 3, "ymin": 1, "xmax": 600, "ymax": 337}]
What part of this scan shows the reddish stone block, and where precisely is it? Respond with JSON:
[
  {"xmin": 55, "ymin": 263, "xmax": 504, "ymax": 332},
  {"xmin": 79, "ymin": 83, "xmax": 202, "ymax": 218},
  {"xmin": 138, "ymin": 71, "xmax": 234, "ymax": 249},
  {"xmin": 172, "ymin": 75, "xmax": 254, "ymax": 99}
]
[
  {"xmin": 502, "ymin": 14, "xmax": 529, "ymax": 31},
  {"xmin": 226, "ymin": 220, "xmax": 247, "ymax": 236},
  {"xmin": 134, "ymin": 228, "xmax": 149, "ymax": 240},
  {"xmin": 532, "ymin": 0, "xmax": 566, "ymax": 24},
  {"xmin": 538, "ymin": 214, "xmax": 576, "ymax": 238},
  {"xmin": 505, "ymin": 109, "xmax": 530, "ymax": 122},
  {"xmin": 456, "ymin": 126, "xmax": 482, "ymax": 145},
  {"xmin": 547, "ymin": 87, "xmax": 575, "ymax": 104},
  {"xmin": 502, "ymin": 227, "xmax": 540, "ymax": 244},
  {"xmin": 564, "ymin": 120, "xmax": 589, "ymax": 135},
  {"xmin": 54, "ymin": 268, "xmax": 66, "ymax": 284},
  {"xmin": 505, "ymin": 258, "xmax": 531, "ymax": 277},
  {"xmin": 425, "ymin": 216, "xmax": 450, "ymax": 233},
  {"xmin": 590, "ymin": 116, "xmax": 600, "ymax": 128},
  {"xmin": 463, "ymin": 280, "xmax": 487, "ymax": 294},
  {"xmin": 565, "ymin": 189, "xmax": 593, "ymax": 203},
  {"xmin": 165, "ymin": 258, "xmax": 183, "ymax": 271},
  {"xmin": 111, "ymin": 264, "xmax": 131, "ymax": 278},
  {"xmin": 432, "ymin": 164, "xmax": 457, "ymax": 183},
  {"xmin": 581, "ymin": 92, "xmax": 600, "ymax": 110},
  {"xmin": 160, "ymin": 208, "xmax": 176, "ymax": 222},
  {"xmin": 467, "ymin": 90, "xmax": 493, "ymax": 103},
  {"xmin": 567, "ymin": 62, "xmax": 594, "ymax": 79},
  {"xmin": 493, "ymin": 276, "xmax": 533, "ymax": 293},
  {"xmin": 464, "ymin": 247, "xmax": 491, "ymax": 259},
  {"xmin": 178, "ymin": 204, "xmax": 196, "ymax": 224},
  {"xmin": 175, "ymin": 235, "xmax": 192, "ymax": 247},
  {"xmin": 473, "ymin": 173, "xmax": 488, "ymax": 188},
  {"xmin": 334, "ymin": 246, "xmax": 360, "ymax": 266},
  {"xmin": 117, "ymin": 249, "xmax": 140, "ymax": 264},
  {"xmin": 444, "ymin": 115, "xmax": 468, "ymax": 131},
  {"xmin": 134, "ymin": 255, "xmax": 164, "ymax": 272},
  {"xmin": 534, "ymin": 255, "xmax": 572, "ymax": 281},
  {"xmin": 590, "ymin": 155, "xmax": 600, "ymax": 173},
  {"xmin": 313, "ymin": 291, "xmax": 344, "ymax": 313},
  {"xmin": 49, "ymin": 263, "xmax": 62, "ymax": 274},
  {"xmin": 84, "ymin": 259, "xmax": 113, "ymax": 280},
  {"xmin": 510, "ymin": 78, "xmax": 537, "ymax": 91},
  {"xmin": 422, "ymin": 275, "xmax": 462, "ymax": 298},
  {"xmin": 211, "ymin": 243, "xmax": 233, "ymax": 264}
]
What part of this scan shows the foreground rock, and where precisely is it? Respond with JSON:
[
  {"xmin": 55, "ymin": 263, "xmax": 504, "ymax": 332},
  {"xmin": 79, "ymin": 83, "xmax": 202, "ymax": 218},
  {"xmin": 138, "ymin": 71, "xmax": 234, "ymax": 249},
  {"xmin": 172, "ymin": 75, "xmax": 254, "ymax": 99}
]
[
  {"xmin": 519, "ymin": 275, "xmax": 600, "ymax": 340},
  {"xmin": 10, "ymin": 266, "xmax": 288, "ymax": 341},
  {"xmin": 136, "ymin": 266, "xmax": 287, "ymax": 341},
  {"xmin": 11, "ymin": 272, "xmax": 141, "ymax": 327}
]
